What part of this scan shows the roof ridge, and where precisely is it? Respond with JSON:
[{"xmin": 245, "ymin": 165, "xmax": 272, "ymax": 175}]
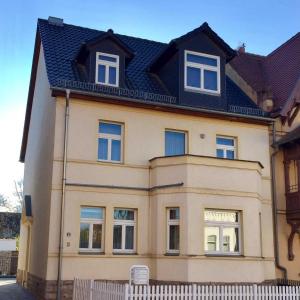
[
  {"xmin": 267, "ymin": 32, "xmax": 300, "ymax": 58},
  {"xmin": 38, "ymin": 18, "xmax": 168, "ymax": 46},
  {"xmin": 242, "ymin": 52, "xmax": 266, "ymax": 59}
]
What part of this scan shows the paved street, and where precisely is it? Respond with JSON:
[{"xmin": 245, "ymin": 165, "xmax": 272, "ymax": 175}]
[{"xmin": 0, "ymin": 278, "xmax": 36, "ymax": 300}]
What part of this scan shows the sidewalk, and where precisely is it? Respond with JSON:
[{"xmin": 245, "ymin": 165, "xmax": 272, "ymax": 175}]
[{"xmin": 0, "ymin": 278, "xmax": 36, "ymax": 300}]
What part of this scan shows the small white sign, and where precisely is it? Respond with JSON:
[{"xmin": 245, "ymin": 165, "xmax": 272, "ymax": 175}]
[{"xmin": 129, "ymin": 265, "xmax": 149, "ymax": 285}]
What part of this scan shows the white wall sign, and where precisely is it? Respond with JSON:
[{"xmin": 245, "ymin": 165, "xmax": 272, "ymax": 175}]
[{"xmin": 129, "ymin": 265, "xmax": 149, "ymax": 285}]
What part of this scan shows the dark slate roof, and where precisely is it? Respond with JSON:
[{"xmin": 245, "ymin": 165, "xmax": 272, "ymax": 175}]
[{"xmin": 38, "ymin": 18, "xmax": 264, "ymax": 116}]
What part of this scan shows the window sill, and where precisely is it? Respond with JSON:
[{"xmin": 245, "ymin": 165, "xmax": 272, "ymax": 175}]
[
  {"xmin": 112, "ymin": 252, "xmax": 137, "ymax": 255},
  {"xmin": 164, "ymin": 252, "xmax": 180, "ymax": 256},
  {"xmin": 78, "ymin": 251, "xmax": 105, "ymax": 255},
  {"xmin": 184, "ymin": 87, "xmax": 220, "ymax": 96},
  {"xmin": 97, "ymin": 159, "xmax": 123, "ymax": 165},
  {"xmin": 205, "ymin": 253, "xmax": 243, "ymax": 258}
]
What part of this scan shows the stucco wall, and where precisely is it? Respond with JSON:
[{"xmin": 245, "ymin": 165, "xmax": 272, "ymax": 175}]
[
  {"xmin": 18, "ymin": 45, "xmax": 55, "ymax": 280},
  {"xmin": 45, "ymin": 98, "xmax": 275, "ymax": 282}
]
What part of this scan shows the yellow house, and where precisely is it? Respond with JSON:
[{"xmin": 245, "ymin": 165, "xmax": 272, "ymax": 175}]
[{"xmin": 18, "ymin": 17, "xmax": 299, "ymax": 299}]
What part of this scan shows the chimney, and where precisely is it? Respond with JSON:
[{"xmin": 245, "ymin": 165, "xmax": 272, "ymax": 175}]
[
  {"xmin": 237, "ymin": 42, "xmax": 246, "ymax": 54},
  {"xmin": 48, "ymin": 16, "xmax": 64, "ymax": 27}
]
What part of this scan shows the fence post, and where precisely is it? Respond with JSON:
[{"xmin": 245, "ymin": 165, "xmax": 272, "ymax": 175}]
[
  {"xmin": 89, "ymin": 279, "xmax": 94, "ymax": 300},
  {"xmin": 253, "ymin": 284, "xmax": 258, "ymax": 300},
  {"xmin": 192, "ymin": 284, "xmax": 197, "ymax": 300},
  {"xmin": 125, "ymin": 284, "xmax": 129, "ymax": 300}
]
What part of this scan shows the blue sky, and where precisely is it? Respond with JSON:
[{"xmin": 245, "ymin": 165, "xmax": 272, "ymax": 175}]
[{"xmin": 0, "ymin": 0, "xmax": 299, "ymax": 201}]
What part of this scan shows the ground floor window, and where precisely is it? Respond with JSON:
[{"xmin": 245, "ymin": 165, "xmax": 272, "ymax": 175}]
[
  {"xmin": 204, "ymin": 209, "xmax": 241, "ymax": 255},
  {"xmin": 167, "ymin": 207, "xmax": 180, "ymax": 253},
  {"xmin": 113, "ymin": 209, "xmax": 136, "ymax": 253},
  {"xmin": 79, "ymin": 207, "xmax": 104, "ymax": 252}
]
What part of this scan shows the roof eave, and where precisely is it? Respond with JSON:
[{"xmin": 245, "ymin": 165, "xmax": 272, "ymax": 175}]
[{"xmin": 19, "ymin": 29, "xmax": 41, "ymax": 163}]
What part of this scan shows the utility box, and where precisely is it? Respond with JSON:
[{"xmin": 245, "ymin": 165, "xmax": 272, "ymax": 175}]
[{"xmin": 129, "ymin": 265, "xmax": 149, "ymax": 285}]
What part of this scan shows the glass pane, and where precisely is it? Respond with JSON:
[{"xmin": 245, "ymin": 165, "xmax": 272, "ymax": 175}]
[
  {"xmin": 204, "ymin": 70, "xmax": 218, "ymax": 91},
  {"xmin": 99, "ymin": 123, "xmax": 121, "ymax": 135},
  {"xmin": 187, "ymin": 53, "xmax": 218, "ymax": 66},
  {"xmin": 99, "ymin": 54, "xmax": 117, "ymax": 62},
  {"xmin": 165, "ymin": 131, "xmax": 185, "ymax": 156},
  {"xmin": 125, "ymin": 226, "xmax": 134, "ymax": 249},
  {"xmin": 98, "ymin": 138, "xmax": 108, "ymax": 160},
  {"xmin": 223, "ymin": 235, "xmax": 230, "ymax": 252},
  {"xmin": 114, "ymin": 209, "xmax": 135, "ymax": 220},
  {"xmin": 217, "ymin": 137, "xmax": 234, "ymax": 146},
  {"xmin": 186, "ymin": 66, "xmax": 201, "ymax": 88},
  {"xmin": 216, "ymin": 148, "xmax": 224, "ymax": 158},
  {"xmin": 222, "ymin": 227, "xmax": 239, "ymax": 252},
  {"xmin": 169, "ymin": 225, "xmax": 179, "ymax": 250},
  {"xmin": 79, "ymin": 223, "xmax": 89, "ymax": 248},
  {"xmin": 80, "ymin": 207, "xmax": 103, "ymax": 219},
  {"xmin": 111, "ymin": 140, "xmax": 121, "ymax": 161},
  {"xmin": 205, "ymin": 226, "xmax": 220, "ymax": 251},
  {"xmin": 113, "ymin": 225, "xmax": 122, "ymax": 249},
  {"xmin": 205, "ymin": 210, "xmax": 239, "ymax": 223},
  {"xmin": 226, "ymin": 150, "xmax": 235, "ymax": 159},
  {"xmin": 98, "ymin": 64, "xmax": 106, "ymax": 83},
  {"xmin": 92, "ymin": 224, "xmax": 102, "ymax": 249},
  {"xmin": 207, "ymin": 235, "xmax": 217, "ymax": 251},
  {"xmin": 109, "ymin": 66, "xmax": 117, "ymax": 85},
  {"xmin": 169, "ymin": 208, "xmax": 180, "ymax": 220}
]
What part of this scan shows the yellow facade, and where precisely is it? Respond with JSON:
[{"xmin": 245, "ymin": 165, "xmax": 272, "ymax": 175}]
[{"xmin": 18, "ymin": 50, "xmax": 278, "ymax": 287}]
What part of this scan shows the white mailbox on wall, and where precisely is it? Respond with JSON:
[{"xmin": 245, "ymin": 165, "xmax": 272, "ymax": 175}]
[{"xmin": 129, "ymin": 265, "xmax": 149, "ymax": 285}]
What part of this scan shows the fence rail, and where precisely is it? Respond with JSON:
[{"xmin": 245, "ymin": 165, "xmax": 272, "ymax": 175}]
[{"xmin": 73, "ymin": 279, "xmax": 300, "ymax": 299}]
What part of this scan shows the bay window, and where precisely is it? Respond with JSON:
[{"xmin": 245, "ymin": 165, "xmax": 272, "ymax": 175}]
[
  {"xmin": 167, "ymin": 208, "xmax": 180, "ymax": 253},
  {"xmin": 204, "ymin": 209, "xmax": 241, "ymax": 255}
]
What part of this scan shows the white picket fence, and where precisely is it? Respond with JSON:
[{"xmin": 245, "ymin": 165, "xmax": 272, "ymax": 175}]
[{"xmin": 73, "ymin": 278, "xmax": 300, "ymax": 299}]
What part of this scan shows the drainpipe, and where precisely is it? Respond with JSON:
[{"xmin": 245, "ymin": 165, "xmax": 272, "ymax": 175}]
[
  {"xmin": 270, "ymin": 122, "xmax": 288, "ymax": 282},
  {"xmin": 57, "ymin": 89, "xmax": 70, "ymax": 299}
]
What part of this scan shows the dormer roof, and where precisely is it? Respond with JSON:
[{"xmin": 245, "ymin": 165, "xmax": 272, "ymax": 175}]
[{"xmin": 150, "ymin": 22, "xmax": 236, "ymax": 72}]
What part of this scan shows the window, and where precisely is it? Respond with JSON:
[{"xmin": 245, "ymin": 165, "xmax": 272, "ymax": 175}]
[
  {"xmin": 184, "ymin": 50, "xmax": 220, "ymax": 94},
  {"xmin": 95, "ymin": 52, "xmax": 119, "ymax": 86},
  {"xmin": 216, "ymin": 136, "xmax": 236, "ymax": 159},
  {"xmin": 167, "ymin": 208, "xmax": 180, "ymax": 253},
  {"xmin": 204, "ymin": 210, "xmax": 241, "ymax": 255},
  {"xmin": 113, "ymin": 209, "xmax": 136, "ymax": 253},
  {"xmin": 98, "ymin": 122, "xmax": 122, "ymax": 163},
  {"xmin": 165, "ymin": 130, "xmax": 186, "ymax": 156},
  {"xmin": 79, "ymin": 207, "xmax": 104, "ymax": 252}
]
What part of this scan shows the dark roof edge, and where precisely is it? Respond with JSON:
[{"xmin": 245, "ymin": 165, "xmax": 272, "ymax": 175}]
[
  {"xmin": 51, "ymin": 86, "xmax": 275, "ymax": 124},
  {"xmin": 20, "ymin": 29, "xmax": 41, "ymax": 163}
]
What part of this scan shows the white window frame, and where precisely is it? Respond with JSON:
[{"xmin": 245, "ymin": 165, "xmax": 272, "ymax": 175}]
[
  {"xmin": 166, "ymin": 208, "xmax": 180, "ymax": 254},
  {"xmin": 98, "ymin": 121, "xmax": 123, "ymax": 163},
  {"xmin": 95, "ymin": 52, "xmax": 119, "ymax": 87},
  {"xmin": 113, "ymin": 209, "xmax": 136, "ymax": 254},
  {"xmin": 204, "ymin": 209, "xmax": 241, "ymax": 256},
  {"xmin": 216, "ymin": 136, "xmax": 236, "ymax": 159},
  {"xmin": 79, "ymin": 207, "xmax": 104, "ymax": 252},
  {"xmin": 184, "ymin": 50, "xmax": 220, "ymax": 94},
  {"xmin": 165, "ymin": 129, "xmax": 187, "ymax": 156}
]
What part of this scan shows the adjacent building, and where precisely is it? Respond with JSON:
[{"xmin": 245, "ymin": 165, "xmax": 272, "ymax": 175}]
[{"xmin": 17, "ymin": 17, "xmax": 300, "ymax": 299}]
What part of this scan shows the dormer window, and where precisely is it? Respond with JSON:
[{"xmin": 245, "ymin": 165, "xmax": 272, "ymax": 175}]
[
  {"xmin": 184, "ymin": 50, "xmax": 220, "ymax": 94},
  {"xmin": 95, "ymin": 52, "xmax": 119, "ymax": 87}
]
